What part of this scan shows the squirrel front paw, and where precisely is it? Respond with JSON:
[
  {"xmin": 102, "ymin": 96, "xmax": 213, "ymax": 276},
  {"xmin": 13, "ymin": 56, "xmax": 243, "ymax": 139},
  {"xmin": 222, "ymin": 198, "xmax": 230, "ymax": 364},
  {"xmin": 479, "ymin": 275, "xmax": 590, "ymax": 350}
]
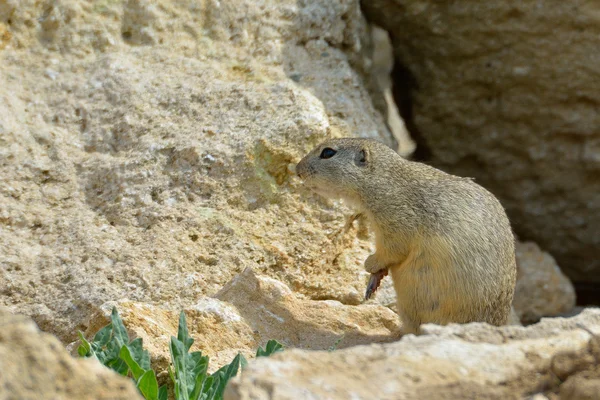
[{"xmin": 364, "ymin": 254, "xmax": 386, "ymax": 273}]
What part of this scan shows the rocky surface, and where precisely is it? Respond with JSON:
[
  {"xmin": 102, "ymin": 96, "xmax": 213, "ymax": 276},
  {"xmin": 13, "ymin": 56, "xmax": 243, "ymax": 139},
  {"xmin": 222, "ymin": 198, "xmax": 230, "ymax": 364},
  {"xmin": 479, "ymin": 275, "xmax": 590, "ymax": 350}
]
[
  {"xmin": 0, "ymin": 0, "xmax": 577, "ymax": 343},
  {"xmin": 215, "ymin": 268, "xmax": 402, "ymax": 349},
  {"xmin": 76, "ymin": 269, "xmax": 400, "ymax": 375},
  {"xmin": 361, "ymin": 0, "xmax": 600, "ymax": 283},
  {"xmin": 0, "ymin": 307, "xmax": 141, "ymax": 400},
  {"xmin": 370, "ymin": 25, "xmax": 414, "ymax": 156},
  {"xmin": 226, "ymin": 308, "xmax": 600, "ymax": 400},
  {"xmin": 514, "ymin": 241, "xmax": 576, "ymax": 324},
  {"xmin": 0, "ymin": 1, "xmax": 589, "ymax": 399},
  {"xmin": 0, "ymin": 0, "xmax": 394, "ymax": 342}
]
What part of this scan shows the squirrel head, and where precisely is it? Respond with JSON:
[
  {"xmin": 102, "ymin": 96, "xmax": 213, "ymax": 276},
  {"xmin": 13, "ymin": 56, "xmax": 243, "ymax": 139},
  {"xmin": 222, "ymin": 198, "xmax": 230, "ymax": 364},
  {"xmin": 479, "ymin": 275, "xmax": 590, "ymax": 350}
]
[{"xmin": 296, "ymin": 138, "xmax": 393, "ymax": 207}]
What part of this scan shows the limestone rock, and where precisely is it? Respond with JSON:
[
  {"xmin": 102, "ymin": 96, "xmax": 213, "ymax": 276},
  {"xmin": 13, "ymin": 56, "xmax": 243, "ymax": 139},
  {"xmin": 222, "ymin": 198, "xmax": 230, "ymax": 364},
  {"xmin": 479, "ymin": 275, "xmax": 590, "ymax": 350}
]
[
  {"xmin": 514, "ymin": 241, "xmax": 576, "ymax": 323},
  {"xmin": 76, "ymin": 269, "xmax": 400, "ymax": 377},
  {"xmin": 0, "ymin": 0, "xmax": 394, "ymax": 342},
  {"xmin": 361, "ymin": 0, "xmax": 600, "ymax": 282},
  {"xmin": 559, "ymin": 367, "xmax": 600, "ymax": 400},
  {"xmin": 72, "ymin": 268, "xmax": 399, "ymax": 383},
  {"xmin": 215, "ymin": 268, "xmax": 402, "ymax": 350},
  {"xmin": 225, "ymin": 308, "xmax": 600, "ymax": 400},
  {"xmin": 0, "ymin": 307, "xmax": 141, "ymax": 400},
  {"xmin": 370, "ymin": 25, "xmax": 415, "ymax": 157},
  {"xmin": 76, "ymin": 299, "xmax": 258, "ymax": 375}
]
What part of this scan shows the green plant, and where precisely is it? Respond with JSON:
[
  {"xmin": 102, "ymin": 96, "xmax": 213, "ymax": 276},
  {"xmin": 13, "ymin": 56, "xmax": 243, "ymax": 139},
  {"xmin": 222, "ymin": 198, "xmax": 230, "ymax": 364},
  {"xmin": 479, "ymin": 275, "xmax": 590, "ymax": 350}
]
[
  {"xmin": 168, "ymin": 311, "xmax": 244, "ymax": 400},
  {"xmin": 168, "ymin": 311, "xmax": 284, "ymax": 400},
  {"xmin": 78, "ymin": 307, "xmax": 167, "ymax": 400},
  {"xmin": 255, "ymin": 339, "xmax": 284, "ymax": 358},
  {"xmin": 78, "ymin": 307, "xmax": 284, "ymax": 400}
]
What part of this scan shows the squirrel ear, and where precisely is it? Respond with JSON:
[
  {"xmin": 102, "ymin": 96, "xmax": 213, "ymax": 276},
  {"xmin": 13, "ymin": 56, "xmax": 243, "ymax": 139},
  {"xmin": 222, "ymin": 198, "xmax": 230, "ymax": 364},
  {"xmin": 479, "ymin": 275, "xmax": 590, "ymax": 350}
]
[{"xmin": 355, "ymin": 147, "xmax": 369, "ymax": 167}]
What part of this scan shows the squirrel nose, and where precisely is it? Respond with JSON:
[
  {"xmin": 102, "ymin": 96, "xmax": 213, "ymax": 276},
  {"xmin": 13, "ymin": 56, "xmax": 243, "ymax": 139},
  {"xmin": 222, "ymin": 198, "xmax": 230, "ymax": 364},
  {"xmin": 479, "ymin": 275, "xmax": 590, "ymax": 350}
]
[{"xmin": 295, "ymin": 160, "xmax": 306, "ymax": 178}]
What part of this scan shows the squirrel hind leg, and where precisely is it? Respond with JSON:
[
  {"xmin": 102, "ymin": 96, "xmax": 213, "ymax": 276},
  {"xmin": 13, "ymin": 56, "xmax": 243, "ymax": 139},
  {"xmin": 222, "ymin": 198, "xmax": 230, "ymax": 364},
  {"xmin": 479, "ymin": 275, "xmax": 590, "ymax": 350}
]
[{"xmin": 395, "ymin": 303, "xmax": 421, "ymax": 335}]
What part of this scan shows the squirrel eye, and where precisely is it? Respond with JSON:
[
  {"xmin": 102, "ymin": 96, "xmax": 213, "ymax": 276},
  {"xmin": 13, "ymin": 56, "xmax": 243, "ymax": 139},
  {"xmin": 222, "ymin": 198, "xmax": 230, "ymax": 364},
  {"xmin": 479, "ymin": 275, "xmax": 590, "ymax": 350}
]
[{"xmin": 319, "ymin": 147, "xmax": 337, "ymax": 159}]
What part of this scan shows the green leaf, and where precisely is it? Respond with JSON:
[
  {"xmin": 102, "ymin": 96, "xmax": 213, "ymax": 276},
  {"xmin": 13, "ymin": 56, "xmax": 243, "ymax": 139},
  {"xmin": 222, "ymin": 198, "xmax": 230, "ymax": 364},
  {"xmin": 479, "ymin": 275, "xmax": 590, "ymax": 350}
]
[
  {"xmin": 211, "ymin": 353, "xmax": 245, "ymax": 398},
  {"xmin": 177, "ymin": 311, "xmax": 194, "ymax": 352},
  {"xmin": 110, "ymin": 306, "xmax": 130, "ymax": 347},
  {"xmin": 170, "ymin": 311, "xmax": 217, "ymax": 400},
  {"xmin": 189, "ymin": 352, "xmax": 209, "ymax": 381},
  {"xmin": 137, "ymin": 369, "xmax": 159, "ymax": 400},
  {"xmin": 158, "ymin": 385, "xmax": 168, "ymax": 400},
  {"xmin": 77, "ymin": 331, "xmax": 93, "ymax": 357},
  {"xmin": 199, "ymin": 375, "xmax": 215, "ymax": 400},
  {"xmin": 256, "ymin": 340, "xmax": 284, "ymax": 357},
  {"xmin": 168, "ymin": 365, "xmax": 175, "ymax": 384},
  {"xmin": 77, "ymin": 318, "xmax": 118, "ymax": 367},
  {"xmin": 170, "ymin": 337, "xmax": 190, "ymax": 400},
  {"xmin": 189, "ymin": 371, "xmax": 209, "ymax": 400},
  {"xmin": 120, "ymin": 345, "xmax": 145, "ymax": 381},
  {"xmin": 92, "ymin": 323, "xmax": 113, "ymax": 347},
  {"xmin": 107, "ymin": 357, "xmax": 129, "ymax": 376},
  {"xmin": 104, "ymin": 339, "xmax": 126, "ymax": 373},
  {"xmin": 78, "ymin": 307, "xmax": 167, "ymax": 400},
  {"xmin": 128, "ymin": 338, "xmax": 151, "ymax": 371}
]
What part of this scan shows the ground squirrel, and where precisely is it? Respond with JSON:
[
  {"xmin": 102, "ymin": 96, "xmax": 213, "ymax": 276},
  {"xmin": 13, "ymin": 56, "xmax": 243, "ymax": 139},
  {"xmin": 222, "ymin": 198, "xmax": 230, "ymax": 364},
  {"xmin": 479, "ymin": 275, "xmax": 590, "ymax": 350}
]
[{"xmin": 296, "ymin": 138, "xmax": 516, "ymax": 334}]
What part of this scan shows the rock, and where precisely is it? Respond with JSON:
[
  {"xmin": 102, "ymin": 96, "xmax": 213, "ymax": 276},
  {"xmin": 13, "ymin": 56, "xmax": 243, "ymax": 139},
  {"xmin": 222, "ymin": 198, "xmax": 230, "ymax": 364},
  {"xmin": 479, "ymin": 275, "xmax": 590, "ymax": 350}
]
[
  {"xmin": 76, "ymin": 299, "xmax": 258, "ymax": 375},
  {"xmin": 0, "ymin": 307, "xmax": 141, "ymax": 400},
  {"xmin": 225, "ymin": 308, "xmax": 600, "ymax": 400},
  {"xmin": 215, "ymin": 268, "xmax": 402, "ymax": 349},
  {"xmin": 75, "ymin": 269, "xmax": 401, "ymax": 377},
  {"xmin": 559, "ymin": 367, "xmax": 600, "ymax": 400},
  {"xmin": 369, "ymin": 273, "xmax": 397, "ymax": 311},
  {"xmin": 360, "ymin": 0, "xmax": 600, "ymax": 283},
  {"xmin": 370, "ymin": 25, "xmax": 415, "ymax": 157},
  {"xmin": 0, "ymin": 0, "xmax": 395, "ymax": 342},
  {"xmin": 2, "ymin": 1, "xmax": 593, "ymax": 397},
  {"xmin": 514, "ymin": 242, "xmax": 576, "ymax": 323}
]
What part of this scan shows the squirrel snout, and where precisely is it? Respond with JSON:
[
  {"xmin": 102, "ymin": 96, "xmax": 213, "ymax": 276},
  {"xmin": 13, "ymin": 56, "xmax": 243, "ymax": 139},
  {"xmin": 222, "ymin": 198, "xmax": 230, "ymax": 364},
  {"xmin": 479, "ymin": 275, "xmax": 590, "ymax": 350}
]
[{"xmin": 295, "ymin": 159, "xmax": 309, "ymax": 179}]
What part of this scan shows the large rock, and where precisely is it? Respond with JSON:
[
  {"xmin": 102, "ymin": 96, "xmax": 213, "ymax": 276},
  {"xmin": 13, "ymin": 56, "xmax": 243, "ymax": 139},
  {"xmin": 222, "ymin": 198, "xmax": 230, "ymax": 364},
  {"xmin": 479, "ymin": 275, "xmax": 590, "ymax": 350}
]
[
  {"xmin": 225, "ymin": 308, "xmax": 600, "ymax": 400},
  {"xmin": 0, "ymin": 307, "xmax": 141, "ymax": 400},
  {"xmin": 361, "ymin": 0, "xmax": 600, "ymax": 283},
  {"xmin": 215, "ymin": 267, "xmax": 402, "ymax": 349},
  {"xmin": 0, "ymin": 0, "xmax": 395, "ymax": 342},
  {"xmin": 370, "ymin": 25, "xmax": 415, "ymax": 156},
  {"xmin": 514, "ymin": 241, "xmax": 576, "ymax": 323},
  {"xmin": 77, "ymin": 269, "xmax": 400, "ymax": 376},
  {"xmin": 77, "ymin": 299, "xmax": 258, "ymax": 376},
  {"xmin": 0, "ymin": 0, "xmax": 578, "ymax": 348}
]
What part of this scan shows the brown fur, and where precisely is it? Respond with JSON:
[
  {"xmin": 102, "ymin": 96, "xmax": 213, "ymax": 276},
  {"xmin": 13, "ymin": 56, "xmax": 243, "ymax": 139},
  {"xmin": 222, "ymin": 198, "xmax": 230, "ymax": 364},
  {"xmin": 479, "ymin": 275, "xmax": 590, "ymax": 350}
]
[{"xmin": 296, "ymin": 138, "xmax": 517, "ymax": 334}]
